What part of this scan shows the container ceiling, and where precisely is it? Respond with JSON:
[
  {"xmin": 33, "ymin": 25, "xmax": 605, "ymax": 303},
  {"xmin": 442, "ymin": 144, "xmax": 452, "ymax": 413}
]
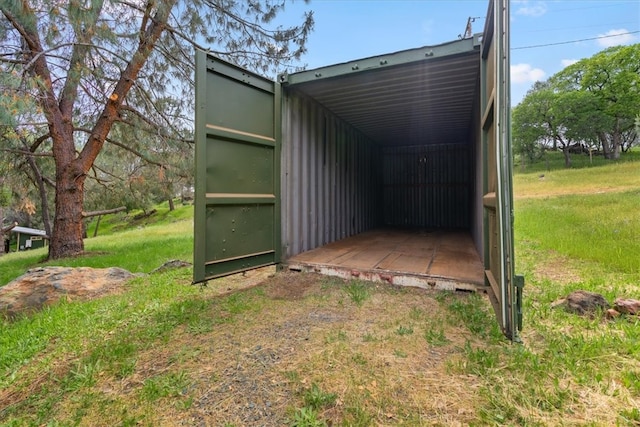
[{"xmin": 283, "ymin": 37, "xmax": 481, "ymax": 147}]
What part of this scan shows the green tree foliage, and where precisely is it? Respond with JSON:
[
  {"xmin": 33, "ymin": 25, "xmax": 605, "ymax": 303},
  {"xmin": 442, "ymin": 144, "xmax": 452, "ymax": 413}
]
[
  {"xmin": 0, "ymin": 0, "xmax": 314, "ymax": 259},
  {"xmin": 513, "ymin": 44, "xmax": 640, "ymax": 165},
  {"xmin": 554, "ymin": 44, "xmax": 640, "ymax": 159},
  {"xmin": 512, "ymin": 81, "xmax": 553, "ymax": 165},
  {"xmin": 0, "ymin": 68, "xmax": 54, "ymax": 236}
]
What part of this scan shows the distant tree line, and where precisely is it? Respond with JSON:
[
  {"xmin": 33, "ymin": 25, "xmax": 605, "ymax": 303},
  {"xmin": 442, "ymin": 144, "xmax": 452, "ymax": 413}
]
[{"xmin": 512, "ymin": 44, "xmax": 640, "ymax": 168}]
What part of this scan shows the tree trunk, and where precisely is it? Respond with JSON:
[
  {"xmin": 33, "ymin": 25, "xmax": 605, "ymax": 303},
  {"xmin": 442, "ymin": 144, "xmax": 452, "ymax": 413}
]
[
  {"xmin": 0, "ymin": 206, "xmax": 4, "ymax": 257},
  {"xmin": 611, "ymin": 118, "xmax": 621, "ymax": 160},
  {"xmin": 168, "ymin": 197, "xmax": 175, "ymax": 211},
  {"xmin": 612, "ymin": 143, "xmax": 621, "ymax": 159},
  {"xmin": 562, "ymin": 148, "xmax": 572, "ymax": 168},
  {"xmin": 83, "ymin": 206, "xmax": 126, "ymax": 218},
  {"xmin": 48, "ymin": 170, "xmax": 86, "ymax": 259},
  {"xmin": 93, "ymin": 215, "xmax": 101, "ymax": 238},
  {"xmin": 599, "ymin": 132, "xmax": 613, "ymax": 159}
]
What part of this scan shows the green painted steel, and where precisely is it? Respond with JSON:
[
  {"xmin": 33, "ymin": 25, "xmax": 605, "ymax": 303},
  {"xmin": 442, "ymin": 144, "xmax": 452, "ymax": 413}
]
[
  {"xmin": 481, "ymin": 0, "xmax": 522, "ymax": 341},
  {"xmin": 193, "ymin": 50, "xmax": 281, "ymax": 283},
  {"xmin": 280, "ymin": 36, "xmax": 481, "ymax": 86}
]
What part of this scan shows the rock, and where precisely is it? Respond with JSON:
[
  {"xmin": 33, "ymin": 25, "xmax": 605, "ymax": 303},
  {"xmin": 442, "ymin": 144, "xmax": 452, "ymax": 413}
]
[
  {"xmin": 605, "ymin": 309, "xmax": 621, "ymax": 319},
  {"xmin": 151, "ymin": 259, "xmax": 192, "ymax": 274},
  {"xmin": 0, "ymin": 266, "xmax": 136, "ymax": 319},
  {"xmin": 552, "ymin": 290, "xmax": 610, "ymax": 315},
  {"xmin": 614, "ymin": 298, "xmax": 640, "ymax": 315}
]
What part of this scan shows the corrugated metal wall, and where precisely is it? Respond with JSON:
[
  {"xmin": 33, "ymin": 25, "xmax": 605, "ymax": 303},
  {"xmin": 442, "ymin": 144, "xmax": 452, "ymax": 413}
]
[
  {"xmin": 382, "ymin": 144, "xmax": 471, "ymax": 229},
  {"xmin": 281, "ymin": 89, "xmax": 382, "ymax": 258},
  {"xmin": 471, "ymin": 96, "xmax": 484, "ymax": 260}
]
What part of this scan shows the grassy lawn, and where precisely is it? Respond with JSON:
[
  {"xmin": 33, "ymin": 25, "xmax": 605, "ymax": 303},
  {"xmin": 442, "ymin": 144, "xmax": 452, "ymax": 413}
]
[
  {"xmin": 1, "ymin": 156, "xmax": 639, "ymax": 425},
  {"xmin": 0, "ymin": 202, "xmax": 193, "ymax": 286}
]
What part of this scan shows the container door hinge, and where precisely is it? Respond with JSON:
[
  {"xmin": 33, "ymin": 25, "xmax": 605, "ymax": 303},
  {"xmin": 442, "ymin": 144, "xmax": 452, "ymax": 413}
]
[{"xmin": 514, "ymin": 274, "xmax": 525, "ymax": 332}]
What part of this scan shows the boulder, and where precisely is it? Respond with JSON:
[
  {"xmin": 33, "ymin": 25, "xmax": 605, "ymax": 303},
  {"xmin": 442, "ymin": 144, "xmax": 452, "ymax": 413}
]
[
  {"xmin": 614, "ymin": 298, "xmax": 640, "ymax": 316},
  {"xmin": 551, "ymin": 290, "xmax": 610, "ymax": 315},
  {"xmin": 0, "ymin": 266, "xmax": 136, "ymax": 319},
  {"xmin": 151, "ymin": 259, "xmax": 192, "ymax": 274}
]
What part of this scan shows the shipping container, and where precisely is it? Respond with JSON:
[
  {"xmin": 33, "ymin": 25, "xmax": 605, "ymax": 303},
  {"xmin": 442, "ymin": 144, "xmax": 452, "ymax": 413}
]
[{"xmin": 193, "ymin": 0, "xmax": 523, "ymax": 340}]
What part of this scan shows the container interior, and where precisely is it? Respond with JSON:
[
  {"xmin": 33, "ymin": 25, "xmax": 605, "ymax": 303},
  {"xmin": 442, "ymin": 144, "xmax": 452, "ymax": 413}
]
[{"xmin": 280, "ymin": 38, "xmax": 485, "ymax": 284}]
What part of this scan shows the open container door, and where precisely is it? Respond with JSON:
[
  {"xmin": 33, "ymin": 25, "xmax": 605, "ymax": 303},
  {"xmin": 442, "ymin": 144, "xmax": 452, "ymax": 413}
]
[
  {"xmin": 481, "ymin": 0, "xmax": 524, "ymax": 341},
  {"xmin": 193, "ymin": 50, "xmax": 281, "ymax": 284}
]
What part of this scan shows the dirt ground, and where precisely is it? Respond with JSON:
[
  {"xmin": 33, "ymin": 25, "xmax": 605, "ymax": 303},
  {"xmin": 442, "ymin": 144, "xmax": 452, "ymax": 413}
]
[
  {"xmin": 6, "ymin": 264, "xmax": 636, "ymax": 425},
  {"xmin": 94, "ymin": 269, "xmax": 489, "ymax": 426}
]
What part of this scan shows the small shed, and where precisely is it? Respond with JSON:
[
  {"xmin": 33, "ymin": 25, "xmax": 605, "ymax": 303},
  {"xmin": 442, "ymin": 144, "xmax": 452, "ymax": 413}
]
[{"xmin": 9, "ymin": 226, "xmax": 49, "ymax": 251}]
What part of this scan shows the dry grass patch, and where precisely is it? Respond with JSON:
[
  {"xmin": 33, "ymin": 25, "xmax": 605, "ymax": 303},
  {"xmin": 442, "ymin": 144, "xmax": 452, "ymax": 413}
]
[{"xmin": 22, "ymin": 273, "xmax": 492, "ymax": 426}]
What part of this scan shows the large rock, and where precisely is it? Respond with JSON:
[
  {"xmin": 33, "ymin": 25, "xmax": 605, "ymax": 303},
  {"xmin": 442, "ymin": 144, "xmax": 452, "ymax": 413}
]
[
  {"xmin": 0, "ymin": 266, "xmax": 136, "ymax": 319},
  {"xmin": 614, "ymin": 298, "xmax": 640, "ymax": 316},
  {"xmin": 551, "ymin": 290, "xmax": 610, "ymax": 315}
]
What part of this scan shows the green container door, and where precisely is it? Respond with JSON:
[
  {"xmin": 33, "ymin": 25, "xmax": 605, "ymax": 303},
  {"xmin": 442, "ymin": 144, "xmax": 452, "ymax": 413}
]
[
  {"xmin": 193, "ymin": 51, "xmax": 281, "ymax": 283},
  {"xmin": 481, "ymin": 0, "xmax": 523, "ymax": 341}
]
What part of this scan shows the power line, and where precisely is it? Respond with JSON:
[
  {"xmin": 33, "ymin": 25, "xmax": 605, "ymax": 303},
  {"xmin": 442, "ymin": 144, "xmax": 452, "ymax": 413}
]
[
  {"xmin": 520, "ymin": 21, "xmax": 638, "ymax": 34},
  {"xmin": 512, "ymin": 30, "xmax": 640, "ymax": 50}
]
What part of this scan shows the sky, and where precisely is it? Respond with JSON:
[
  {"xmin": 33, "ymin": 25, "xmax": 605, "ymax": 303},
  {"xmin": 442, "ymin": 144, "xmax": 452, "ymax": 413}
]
[{"xmin": 276, "ymin": 0, "xmax": 640, "ymax": 105}]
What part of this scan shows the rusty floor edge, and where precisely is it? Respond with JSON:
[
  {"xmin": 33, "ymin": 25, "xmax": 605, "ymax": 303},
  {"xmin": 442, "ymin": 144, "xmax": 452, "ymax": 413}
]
[{"xmin": 283, "ymin": 261, "xmax": 487, "ymax": 292}]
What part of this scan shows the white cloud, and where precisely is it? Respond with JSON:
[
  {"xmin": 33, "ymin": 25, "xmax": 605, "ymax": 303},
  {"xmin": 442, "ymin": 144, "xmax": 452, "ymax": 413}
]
[
  {"xmin": 561, "ymin": 59, "xmax": 579, "ymax": 68},
  {"xmin": 511, "ymin": 63, "xmax": 545, "ymax": 84},
  {"xmin": 514, "ymin": 1, "xmax": 547, "ymax": 17},
  {"xmin": 597, "ymin": 29, "xmax": 636, "ymax": 47}
]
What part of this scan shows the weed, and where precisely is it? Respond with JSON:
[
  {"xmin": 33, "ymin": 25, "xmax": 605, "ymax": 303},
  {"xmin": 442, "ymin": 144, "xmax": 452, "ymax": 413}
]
[
  {"xmin": 188, "ymin": 318, "xmax": 214, "ymax": 334},
  {"xmin": 621, "ymin": 370, "xmax": 640, "ymax": 394},
  {"xmin": 115, "ymin": 359, "xmax": 137, "ymax": 379},
  {"xmin": 343, "ymin": 405, "xmax": 373, "ymax": 426},
  {"xmin": 424, "ymin": 327, "xmax": 449, "ymax": 346},
  {"xmin": 395, "ymin": 325, "xmax": 413, "ymax": 336},
  {"xmin": 446, "ymin": 294, "xmax": 502, "ymax": 340},
  {"xmin": 119, "ymin": 408, "xmax": 144, "ymax": 426},
  {"xmin": 434, "ymin": 291, "xmax": 453, "ymax": 304},
  {"xmin": 140, "ymin": 371, "xmax": 190, "ymax": 402},
  {"xmin": 178, "ymin": 396, "xmax": 194, "ymax": 410},
  {"xmin": 285, "ymin": 370, "xmax": 300, "ymax": 383},
  {"xmin": 620, "ymin": 407, "xmax": 640, "ymax": 424},
  {"xmin": 303, "ymin": 383, "xmax": 337, "ymax": 409},
  {"xmin": 65, "ymin": 359, "xmax": 103, "ymax": 391},
  {"xmin": 344, "ymin": 281, "xmax": 370, "ymax": 306},
  {"xmin": 320, "ymin": 276, "xmax": 346, "ymax": 289},
  {"xmin": 290, "ymin": 406, "xmax": 326, "ymax": 427},
  {"xmin": 462, "ymin": 341, "xmax": 499, "ymax": 375},
  {"xmin": 325, "ymin": 329, "xmax": 347, "ymax": 344},
  {"xmin": 221, "ymin": 290, "xmax": 260, "ymax": 316},
  {"xmin": 409, "ymin": 306, "xmax": 424, "ymax": 320},
  {"xmin": 351, "ymin": 353, "xmax": 367, "ymax": 366},
  {"xmin": 361, "ymin": 333, "xmax": 377, "ymax": 342},
  {"xmin": 393, "ymin": 349, "xmax": 407, "ymax": 358}
]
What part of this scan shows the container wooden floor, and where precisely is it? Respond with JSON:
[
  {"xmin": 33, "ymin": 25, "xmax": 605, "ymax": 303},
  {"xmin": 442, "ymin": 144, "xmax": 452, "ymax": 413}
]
[{"xmin": 286, "ymin": 229, "xmax": 484, "ymax": 289}]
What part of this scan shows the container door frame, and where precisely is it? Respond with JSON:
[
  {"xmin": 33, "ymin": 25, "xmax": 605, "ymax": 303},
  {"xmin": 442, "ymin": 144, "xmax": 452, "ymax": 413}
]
[
  {"xmin": 481, "ymin": 0, "xmax": 523, "ymax": 341},
  {"xmin": 193, "ymin": 50, "xmax": 281, "ymax": 284}
]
